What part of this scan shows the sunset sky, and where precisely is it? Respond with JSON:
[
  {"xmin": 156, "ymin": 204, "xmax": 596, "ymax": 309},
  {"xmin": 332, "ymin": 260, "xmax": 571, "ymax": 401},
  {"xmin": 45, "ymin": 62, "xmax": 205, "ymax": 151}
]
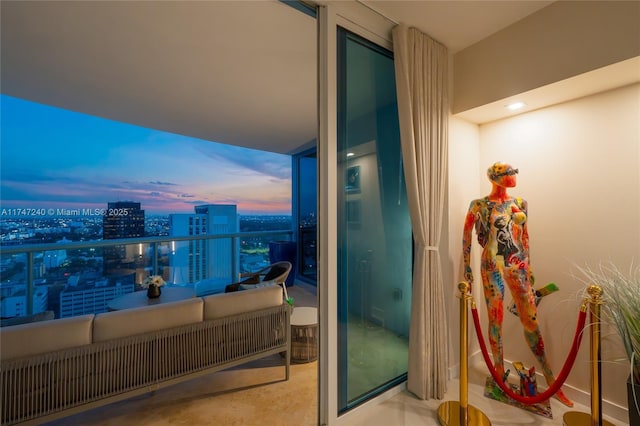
[{"xmin": 0, "ymin": 95, "xmax": 292, "ymax": 215}]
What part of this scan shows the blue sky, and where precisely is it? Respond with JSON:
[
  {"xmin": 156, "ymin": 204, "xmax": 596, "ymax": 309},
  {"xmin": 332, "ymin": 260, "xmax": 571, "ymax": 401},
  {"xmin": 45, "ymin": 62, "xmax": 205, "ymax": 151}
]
[{"xmin": 0, "ymin": 95, "xmax": 292, "ymax": 215}]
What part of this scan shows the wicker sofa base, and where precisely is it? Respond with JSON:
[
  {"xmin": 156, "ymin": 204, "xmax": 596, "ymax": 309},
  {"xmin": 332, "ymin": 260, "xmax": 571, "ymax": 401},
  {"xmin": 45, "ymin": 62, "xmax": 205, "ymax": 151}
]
[{"xmin": 1, "ymin": 304, "xmax": 290, "ymax": 426}]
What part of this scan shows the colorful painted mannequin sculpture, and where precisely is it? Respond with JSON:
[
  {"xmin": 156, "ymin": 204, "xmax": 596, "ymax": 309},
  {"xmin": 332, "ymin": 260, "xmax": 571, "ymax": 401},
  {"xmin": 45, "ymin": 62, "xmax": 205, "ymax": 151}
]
[{"xmin": 462, "ymin": 162, "xmax": 573, "ymax": 407}]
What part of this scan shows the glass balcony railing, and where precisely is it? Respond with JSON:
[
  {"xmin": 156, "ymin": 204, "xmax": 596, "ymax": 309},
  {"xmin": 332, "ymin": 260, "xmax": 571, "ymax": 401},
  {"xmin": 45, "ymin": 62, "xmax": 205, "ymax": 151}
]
[{"xmin": 0, "ymin": 230, "xmax": 293, "ymax": 323}]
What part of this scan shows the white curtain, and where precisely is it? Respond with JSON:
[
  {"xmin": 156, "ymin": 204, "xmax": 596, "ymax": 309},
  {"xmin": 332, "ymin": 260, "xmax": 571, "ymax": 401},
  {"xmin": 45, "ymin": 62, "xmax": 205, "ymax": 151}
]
[{"xmin": 392, "ymin": 24, "xmax": 449, "ymax": 400}]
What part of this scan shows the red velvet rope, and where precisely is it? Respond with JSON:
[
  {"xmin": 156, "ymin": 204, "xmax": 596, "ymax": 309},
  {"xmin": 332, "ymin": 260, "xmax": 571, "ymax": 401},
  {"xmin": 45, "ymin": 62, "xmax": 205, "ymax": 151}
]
[{"xmin": 471, "ymin": 305, "xmax": 587, "ymax": 405}]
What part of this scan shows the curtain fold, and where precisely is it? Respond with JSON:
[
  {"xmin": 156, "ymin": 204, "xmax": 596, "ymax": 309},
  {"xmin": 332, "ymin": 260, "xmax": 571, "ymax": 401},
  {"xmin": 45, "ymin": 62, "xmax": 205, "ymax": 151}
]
[{"xmin": 392, "ymin": 24, "xmax": 449, "ymax": 400}]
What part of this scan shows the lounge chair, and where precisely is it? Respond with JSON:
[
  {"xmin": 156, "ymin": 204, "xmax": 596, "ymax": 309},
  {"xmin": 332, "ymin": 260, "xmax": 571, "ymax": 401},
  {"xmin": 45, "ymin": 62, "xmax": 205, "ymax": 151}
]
[{"xmin": 225, "ymin": 261, "xmax": 292, "ymax": 293}]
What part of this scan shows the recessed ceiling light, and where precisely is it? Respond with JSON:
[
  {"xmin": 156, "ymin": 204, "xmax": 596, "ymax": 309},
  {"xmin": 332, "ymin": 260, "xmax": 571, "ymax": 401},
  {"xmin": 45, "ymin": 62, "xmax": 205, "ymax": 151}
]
[
  {"xmin": 346, "ymin": 152, "xmax": 355, "ymax": 157},
  {"xmin": 506, "ymin": 102, "xmax": 526, "ymax": 111}
]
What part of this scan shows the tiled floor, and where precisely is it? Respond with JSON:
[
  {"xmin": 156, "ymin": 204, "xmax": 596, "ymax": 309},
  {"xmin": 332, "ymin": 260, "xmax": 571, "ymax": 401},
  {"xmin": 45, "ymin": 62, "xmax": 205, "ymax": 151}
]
[
  {"xmin": 46, "ymin": 354, "xmax": 318, "ymax": 426},
  {"xmin": 49, "ymin": 359, "xmax": 627, "ymax": 426},
  {"xmin": 350, "ymin": 378, "xmax": 627, "ymax": 426}
]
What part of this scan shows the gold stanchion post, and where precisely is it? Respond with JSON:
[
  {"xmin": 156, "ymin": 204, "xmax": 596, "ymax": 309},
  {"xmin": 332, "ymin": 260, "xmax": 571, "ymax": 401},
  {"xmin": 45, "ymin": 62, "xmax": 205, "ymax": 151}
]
[
  {"xmin": 563, "ymin": 285, "xmax": 614, "ymax": 426},
  {"xmin": 437, "ymin": 282, "xmax": 491, "ymax": 426}
]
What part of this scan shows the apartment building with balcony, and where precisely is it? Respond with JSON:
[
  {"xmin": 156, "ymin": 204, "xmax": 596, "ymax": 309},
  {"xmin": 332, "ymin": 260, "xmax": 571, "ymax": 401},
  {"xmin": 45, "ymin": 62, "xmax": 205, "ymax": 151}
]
[{"xmin": 168, "ymin": 204, "xmax": 240, "ymax": 285}]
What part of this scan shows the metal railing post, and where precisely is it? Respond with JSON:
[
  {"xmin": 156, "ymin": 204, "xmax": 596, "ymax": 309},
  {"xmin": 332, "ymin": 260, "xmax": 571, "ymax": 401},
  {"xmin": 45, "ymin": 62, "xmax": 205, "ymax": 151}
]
[
  {"xmin": 152, "ymin": 242, "xmax": 159, "ymax": 276},
  {"xmin": 231, "ymin": 237, "xmax": 239, "ymax": 280},
  {"xmin": 26, "ymin": 252, "xmax": 34, "ymax": 315},
  {"xmin": 563, "ymin": 285, "xmax": 615, "ymax": 426},
  {"xmin": 437, "ymin": 282, "xmax": 491, "ymax": 426}
]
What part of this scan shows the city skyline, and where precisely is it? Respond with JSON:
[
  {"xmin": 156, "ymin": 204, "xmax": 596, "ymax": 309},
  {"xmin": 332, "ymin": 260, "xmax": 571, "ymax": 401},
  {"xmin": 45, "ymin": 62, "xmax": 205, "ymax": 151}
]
[{"xmin": 0, "ymin": 95, "xmax": 293, "ymax": 216}]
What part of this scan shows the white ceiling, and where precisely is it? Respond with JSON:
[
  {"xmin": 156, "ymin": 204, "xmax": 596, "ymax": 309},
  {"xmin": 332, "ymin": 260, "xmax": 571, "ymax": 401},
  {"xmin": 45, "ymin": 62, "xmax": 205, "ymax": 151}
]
[
  {"xmin": 1, "ymin": 0, "xmax": 601, "ymax": 155},
  {"xmin": 1, "ymin": 1, "xmax": 318, "ymax": 155},
  {"xmin": 366, "ymin": 0, "xmax": 553, "ymax": 53}
]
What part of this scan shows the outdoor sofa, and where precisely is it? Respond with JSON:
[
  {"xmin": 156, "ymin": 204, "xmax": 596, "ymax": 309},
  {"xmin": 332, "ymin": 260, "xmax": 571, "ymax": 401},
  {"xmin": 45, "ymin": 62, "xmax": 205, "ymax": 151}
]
[{"xmin": 0, "ymin": 285, "xmax": 290, "ymax": 425}]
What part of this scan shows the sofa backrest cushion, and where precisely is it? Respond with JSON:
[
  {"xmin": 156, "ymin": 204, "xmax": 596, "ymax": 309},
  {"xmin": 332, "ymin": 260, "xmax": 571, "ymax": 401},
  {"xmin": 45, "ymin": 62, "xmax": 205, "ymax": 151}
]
[
  {"xmin": 203, "ymin": 285, "xmax": 283, "ymax": 320},
  {"xmin": 0, "ymin": 314, "xmax": 94, "ymax": 360},
  {"xmin": 93, "ymin": 298, "xmax": 204, "ymax": 342}
]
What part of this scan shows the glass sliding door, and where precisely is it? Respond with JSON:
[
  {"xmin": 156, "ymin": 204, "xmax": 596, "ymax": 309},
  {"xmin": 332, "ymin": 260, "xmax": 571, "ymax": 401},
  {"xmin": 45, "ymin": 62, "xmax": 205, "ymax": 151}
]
[{"xmin": 336, "ymin": 27, "xmax": 412, "ymax": 412}]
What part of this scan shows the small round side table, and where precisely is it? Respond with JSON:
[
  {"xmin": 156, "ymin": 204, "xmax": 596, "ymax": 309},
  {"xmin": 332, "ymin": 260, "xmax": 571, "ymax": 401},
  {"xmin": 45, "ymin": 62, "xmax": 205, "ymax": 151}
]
[{"xmin": 290, "ymin": 307, "xmax": 318, "ymax": 363}]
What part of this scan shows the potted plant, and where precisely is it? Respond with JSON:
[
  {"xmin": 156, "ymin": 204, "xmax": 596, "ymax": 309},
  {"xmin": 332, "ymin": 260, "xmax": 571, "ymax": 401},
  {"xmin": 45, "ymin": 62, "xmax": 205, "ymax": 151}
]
[
  {"xmin": 576, "ymin": 262, "xmax": 639, "ymax": 425},
  {"xmin": 141, "ymin": 274, "xmax": 166, "ymax": 299}
]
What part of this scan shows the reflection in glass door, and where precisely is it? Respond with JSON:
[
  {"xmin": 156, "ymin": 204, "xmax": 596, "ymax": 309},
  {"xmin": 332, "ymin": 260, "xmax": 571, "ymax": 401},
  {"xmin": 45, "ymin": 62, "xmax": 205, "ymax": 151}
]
[
  {"xmin": 294, "ymin": 149, "xmax": 317, "ymax": 284},
  {"xmin": 337, "ymin": 27, "xmax": 412, "ymax": 412}
]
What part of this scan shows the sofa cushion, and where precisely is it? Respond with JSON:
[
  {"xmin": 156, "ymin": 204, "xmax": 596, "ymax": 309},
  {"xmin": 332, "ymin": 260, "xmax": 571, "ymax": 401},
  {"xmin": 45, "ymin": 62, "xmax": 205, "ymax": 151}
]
[
  {"xmin": 93, "ymin": 298, "xmax": 204, "ymax": 342},
  {"xmin": 203, "ymin": 285, "xmax": 283, "ymax": 320},
  {"xmin": 0, "ymin": 314, "xmax": 94, "ymax": 360}
]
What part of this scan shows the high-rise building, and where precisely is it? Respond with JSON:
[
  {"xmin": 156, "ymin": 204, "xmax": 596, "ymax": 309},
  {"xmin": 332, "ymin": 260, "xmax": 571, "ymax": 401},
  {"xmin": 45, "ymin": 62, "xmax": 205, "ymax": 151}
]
[
  {"xmin": 167, "ymin": 213, "xmax": 208, "ymax": 284},
  {"xmin": 168, "ymin": 204, "xmax": 239, "ymax": 285},
  {"xmin": 102, "ymin": 201, "xmax": 145, "ymax": 277},
  {"xmin": 103, "ymin": 201, "xmax": 145, "ymax": 239}
]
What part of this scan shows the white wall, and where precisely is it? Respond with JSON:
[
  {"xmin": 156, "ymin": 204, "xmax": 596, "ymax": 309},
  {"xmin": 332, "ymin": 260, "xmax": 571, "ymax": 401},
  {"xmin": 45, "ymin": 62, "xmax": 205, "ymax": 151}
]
[
  {"xmin": 453, "ymin": 1, "xmax": 640, "ymax": 113},
  {"xmin": 448, "ymin": 83, "xmax": 640, "ymax": 418},
  {"xmin": 446, "ymin": 116, "xmax": 482, "ymax": 373}
]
